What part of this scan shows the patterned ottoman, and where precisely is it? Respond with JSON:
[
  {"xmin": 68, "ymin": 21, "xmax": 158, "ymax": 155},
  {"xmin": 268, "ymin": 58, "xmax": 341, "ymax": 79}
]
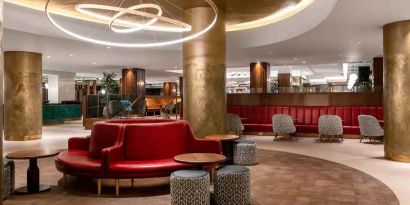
[
  {"xmin": 171, "ymin": 170, "xmax": 210, "ymax": 205},
  {"xmin": 233, "ymin": 141, "xmax": 257, "ymax": 166},
  {"xmin": 215, "ymin": 165, "xmax": 250, "ymax": 205},
  {"xmin": 3, "ymin": 158, "xmax": 15, "ymax": 200}
]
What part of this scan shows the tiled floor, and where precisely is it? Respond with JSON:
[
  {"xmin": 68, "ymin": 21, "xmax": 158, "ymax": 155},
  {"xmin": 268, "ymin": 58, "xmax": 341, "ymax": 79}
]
[{"xmin": 3, "ymin": 121, "xmax": 410, "ymax": 204}]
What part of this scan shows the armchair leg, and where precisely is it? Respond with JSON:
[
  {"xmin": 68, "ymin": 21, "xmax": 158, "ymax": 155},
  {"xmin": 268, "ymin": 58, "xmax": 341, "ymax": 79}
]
[
  {"xmin": 97, "ymin": 179, "xmax": 102, "ymax": 195},
  {"xmin": 115, "ymin": 179, "xmax": 120, "ymax": 196},
  {"xmin": 273, "ymin": 133, "xmax": 278, "ymax": 141},
  {"xmin": 360, "ymin": 135, "xmax": 364, "ymax": 143}
]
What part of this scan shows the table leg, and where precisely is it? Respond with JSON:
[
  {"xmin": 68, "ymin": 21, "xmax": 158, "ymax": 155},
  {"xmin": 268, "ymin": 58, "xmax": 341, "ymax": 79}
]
[
  {"xmin": 16, "ymin": 159, "xmax": 51, "ymax": 194},
  {"xmin": 221, "ymin": 141, "xmax": 234, "ymax": 164}
]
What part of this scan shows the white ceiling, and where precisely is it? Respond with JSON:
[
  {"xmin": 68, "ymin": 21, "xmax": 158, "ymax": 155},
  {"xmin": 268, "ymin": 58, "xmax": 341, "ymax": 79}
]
[{"xmin": 4, "ymin": 0, "xmax": 410, "ymax": 81}]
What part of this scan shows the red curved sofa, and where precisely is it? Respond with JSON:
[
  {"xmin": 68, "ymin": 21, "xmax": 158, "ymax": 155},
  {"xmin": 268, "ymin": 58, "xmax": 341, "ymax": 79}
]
[
  {"xmin": 228, "ymin": 106, "xmax": 384, "ymax": 135},
  {"xmin": 55, "ymin": 119, "xmax": 222, "ymax": 195}
]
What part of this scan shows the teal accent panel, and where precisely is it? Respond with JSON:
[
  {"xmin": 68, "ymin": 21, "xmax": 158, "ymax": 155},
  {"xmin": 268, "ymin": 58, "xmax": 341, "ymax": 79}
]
[{"xmin": 43, "ymin": 104, "xmax": 81, "ymax": 124}]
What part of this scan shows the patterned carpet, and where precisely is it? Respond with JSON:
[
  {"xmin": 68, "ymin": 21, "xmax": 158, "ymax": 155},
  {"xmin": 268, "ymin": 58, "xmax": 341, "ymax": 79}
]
[{"xmin": 4, "ymin": 149, "xmax": 399, "ymax": 205}]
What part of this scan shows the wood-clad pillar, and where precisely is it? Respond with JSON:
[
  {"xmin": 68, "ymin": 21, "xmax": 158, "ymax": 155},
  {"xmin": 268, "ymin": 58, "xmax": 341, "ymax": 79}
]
[
  {"xmin": 121, "ymin": 68, "xmax": 145, "ymax": 107},
  {"xmin": 0, "ymin": 1, "xmax": 4, "ymax": 199},
  {"xmin": 383, "ymin": 21, "xmax": 410, "ymax": 162},
  {"xmin": 278, "ymin": 73, "xmax": 292, "ymax": 93},
  {"xmin": 373, "ymin": 57, "xmax": 383, "ymax": 92},
  {"xmin": 4, "ymin": 51, "xmax": 42, "ymax": 141},
  {"xmin": 163, "ymin": 82, "xmax": 177, "ymax": 97},
  {"xmin": 250, "ymin": 62, "xmax": 270, "ymax": 93},
  {"xmin": 183, "ymin": 7, "xmax": 226, "ymax": 137}
]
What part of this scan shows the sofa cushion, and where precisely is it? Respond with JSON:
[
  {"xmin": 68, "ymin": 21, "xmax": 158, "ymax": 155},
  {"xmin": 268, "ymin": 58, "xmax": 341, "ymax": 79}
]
[
  {"xmin": 244, "ymin": 124, "xmax": 259, "ymax": 132},
  {"xmin": 89, "ymin": 122, "xmax": 124, "ymax": 158},
  {"xmin": 343, "ymin": 126, "xmax": 360, "ymax": 135},
  {"xmin": 108, "ymin": 159, "xmax": 192, "ymax": 176},
  {"xmin": 296, "ymin": 125, "xmax": 318, "ymax": 133},
  {"xmin": 56, "ymin": 150, "xmax": 101, "ymax": 173},
  {"xmin": 124, "ymin": 122, "xmax": 188, "ymax": 160}
]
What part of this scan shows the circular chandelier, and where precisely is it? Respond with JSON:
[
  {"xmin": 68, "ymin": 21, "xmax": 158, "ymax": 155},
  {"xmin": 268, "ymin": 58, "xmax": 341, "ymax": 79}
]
[{"xmin": 45, "ymin": 0, "xmax": 218, "ymax": 48}]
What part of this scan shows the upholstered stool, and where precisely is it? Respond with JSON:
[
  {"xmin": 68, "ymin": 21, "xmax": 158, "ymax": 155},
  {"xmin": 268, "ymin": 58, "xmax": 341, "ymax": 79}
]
[
  {"xmin": 215, "ymin": 165, "xmax": 250, "ymax": 205},
  {"xmin": 3, "ymin": 158, "xmax": 15, "ymax": 199},
  {"xmin": 233, "ymin": 141, "xmax": 257, "ymax": 166},
  {"xmin": 171, "ymin": 170, "xmax": 210, "ymax": 205}
]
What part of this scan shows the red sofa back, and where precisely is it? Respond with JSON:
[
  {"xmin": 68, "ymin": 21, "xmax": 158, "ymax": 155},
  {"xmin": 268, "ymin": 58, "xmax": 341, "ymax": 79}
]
[
  {"xmin": 89, "ymin": 122, "xmax": 125, "ymax": 158},
  {"xmin": 228, "ymin": 106, "xmax": 384, "ymax": 126},
  {"xmin": 104, "ymin": 118, "xmax": 174, "ymax": 124},
  {"xmin": 123, "ymin": 121, "xmax": 190, "ymax": 160}
]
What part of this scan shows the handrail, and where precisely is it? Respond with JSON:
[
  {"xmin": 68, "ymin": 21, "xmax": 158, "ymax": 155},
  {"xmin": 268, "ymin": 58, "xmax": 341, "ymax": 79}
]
[{"xmin": 127, "ymin": 95, "xmax": 142, "ymax": 111}]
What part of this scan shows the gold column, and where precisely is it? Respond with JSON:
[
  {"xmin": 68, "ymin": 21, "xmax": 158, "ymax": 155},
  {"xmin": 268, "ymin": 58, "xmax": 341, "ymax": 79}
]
[
  {"xmin": 383, "ymin": 21, "xmax": 410, "ymax": 162},
  {"xmin": 183, "ymin": 7, "xmax": 226, "ymax": 137},
  {"xmin": 4, "ymin": 51, "xmax": 42, "ymax": 141}
]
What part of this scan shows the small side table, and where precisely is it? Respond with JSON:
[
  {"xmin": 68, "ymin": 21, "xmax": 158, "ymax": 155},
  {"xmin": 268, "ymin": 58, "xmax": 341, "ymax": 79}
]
[
  {"xmin": 6, "ymin": 149, "xmax": 60, "ymax": 194},
  {"xmin": 205, "ymin": 134, "xmax": 240, "ymax": 164},
  {"xmin": 174, "ymin": 153, "xmax": 226, "ymax": 182}
]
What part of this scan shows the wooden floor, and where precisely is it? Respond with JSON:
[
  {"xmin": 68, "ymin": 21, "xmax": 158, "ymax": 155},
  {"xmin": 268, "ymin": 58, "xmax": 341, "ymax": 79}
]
[{"xmin": 4, "ymin": 149, "xmax": 398, "ymax": 205}]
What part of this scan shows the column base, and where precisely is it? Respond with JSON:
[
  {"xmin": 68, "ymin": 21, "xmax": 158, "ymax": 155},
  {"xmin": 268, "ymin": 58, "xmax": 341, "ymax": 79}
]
[
  {"xmin": 5, "ymin": 134, "xmax": 42, "ymax": 141},
  {"xmin": 385, "ymin": 153, "xmax": 410, "ymax": 163}
]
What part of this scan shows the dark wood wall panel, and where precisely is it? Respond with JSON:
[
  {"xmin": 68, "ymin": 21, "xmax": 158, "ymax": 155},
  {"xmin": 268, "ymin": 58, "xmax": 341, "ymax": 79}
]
[
  {"xmin": 228, "ymin": 93, "xmax": 383, "ymax": 107},
  {"xmin": 261, "ymin": 94, "xmax": 305, "ymax": 106},
  {"xmin": 227, "ymin": 94, "xmax": 261, "ymax": 106}
]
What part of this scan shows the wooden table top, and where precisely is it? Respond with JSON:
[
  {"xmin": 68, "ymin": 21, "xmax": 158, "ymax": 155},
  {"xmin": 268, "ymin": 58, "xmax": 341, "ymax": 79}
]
[
  {"xmin": 174, "ymin": 153, "xmax": 226, "ymax": 165},
  {"xmin": 6, "ymin": 149, "xmax": 60, "ymax": 160},
  {"xmin": 205, "ymin": 134, "xmax": 240, "ymax": 141}
]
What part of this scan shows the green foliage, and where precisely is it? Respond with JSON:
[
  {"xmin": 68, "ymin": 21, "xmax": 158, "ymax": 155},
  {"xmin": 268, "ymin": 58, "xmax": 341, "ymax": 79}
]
[{"xmin": 100, "ymin": 72, "xmax": 119, "ymax": 94}]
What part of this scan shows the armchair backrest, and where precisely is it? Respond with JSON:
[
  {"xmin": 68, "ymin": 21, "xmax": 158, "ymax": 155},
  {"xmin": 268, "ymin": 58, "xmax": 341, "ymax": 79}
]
[
  {"xmin": 318, "ymin": 115, "xmax": 343, "ymax": 135},
  {"xmin": 123, "ymin": 121, "xmax": 190, "ymax": 160},
  {"xmin": 358, "ymin": 115, "xmax": 384, "ymax": 137},
  {"xmin": 226, "ymin": 113, "xmax": 244, "ymax": 132},
  {"xmin": 272, "ymin": 114, "xmax": 296, "ymax": 133},
  {"xmin": 89, "ymin": 122, "xmax": 125, "ymax": 158}
]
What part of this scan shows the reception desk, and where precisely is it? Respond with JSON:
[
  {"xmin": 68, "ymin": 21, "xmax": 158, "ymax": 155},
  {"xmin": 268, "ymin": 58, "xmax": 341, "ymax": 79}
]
[{"xmin": 43, "ymin": 104, "xmax": 82, "ymax": 124}]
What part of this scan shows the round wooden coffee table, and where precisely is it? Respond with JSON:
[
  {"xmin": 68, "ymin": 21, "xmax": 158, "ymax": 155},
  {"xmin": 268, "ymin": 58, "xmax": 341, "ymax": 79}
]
[
  {"xmin": 6, "ymin": 149, "xmax": 60, "ymax": 194},
  {"xmin": 174, "ymin": 153, "xmax": 226, "ymax": 182},
  {"xmin": 174, "ymin": 153, "xmax": 226, "ymax": 169},
  {"xmin": 205, "ymin": 134, "xmax": 240, "ymax": 164}
]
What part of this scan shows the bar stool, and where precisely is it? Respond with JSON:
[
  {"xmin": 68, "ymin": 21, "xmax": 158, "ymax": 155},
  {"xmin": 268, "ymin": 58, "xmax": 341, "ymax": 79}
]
[{"xmin": 171, "ymin": 170, "xmax": 210, "ymax": 205}]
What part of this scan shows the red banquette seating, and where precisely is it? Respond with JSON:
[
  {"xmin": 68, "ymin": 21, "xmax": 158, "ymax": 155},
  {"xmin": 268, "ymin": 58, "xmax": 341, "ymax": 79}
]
[
  {"xmin": 228, "ymin": 106, "xmax": 384, "ymax": 135},
  {"xmin": 104, "ymin": 120, "xmax": 222, "ymax": 179},
  {"xmin": 56, "ymin": 119, "xmax": 222, "ymax": 192}
]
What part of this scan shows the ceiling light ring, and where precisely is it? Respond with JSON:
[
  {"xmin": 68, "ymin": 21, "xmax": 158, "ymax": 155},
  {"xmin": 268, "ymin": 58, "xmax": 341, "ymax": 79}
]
[
  {"xmin": 75, "ymin": 4, "xmax": 191, "ymax": 33},
  {"xmin": 109, "ymin": 4, "xmax": 163, "ymax": 33},
  {"xmin": 45, "ymin": 0, "xmax": 218, "ymax": 48}
]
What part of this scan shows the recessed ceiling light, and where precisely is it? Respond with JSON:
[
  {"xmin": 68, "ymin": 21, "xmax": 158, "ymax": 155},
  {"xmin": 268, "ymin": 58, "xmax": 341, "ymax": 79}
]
[
  {"xmin": 92, "ymin": 62, "xmax": 97, "ymax": 65},
  {"xmin": 46, "ymin": 55, "xmax": 51, "ymax": 58},
  {"xmin": 106, "ymin": 46, "xmax": 111, "ymax": 49},
  {"xmin": 357, "ymin": 41, "xmax": 362, "ymax": 45},
  {"xmin": 302, "ymin": 61, "xmax": 306, "ymax": 64},
  {"xmin": 69, "ymin": 54, "xmax": 74, "ymax": 57},
  {"xmin": 294, "ymin": 58, "xmax": 298, "ymax": 61}
]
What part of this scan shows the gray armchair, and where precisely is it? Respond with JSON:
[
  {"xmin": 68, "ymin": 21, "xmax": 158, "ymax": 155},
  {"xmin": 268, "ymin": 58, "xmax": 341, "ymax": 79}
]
[
  {"xmin": 272, "ymin": 114, "xmax": 297, "ymax": 140},
  {"xmin": 318, "ymin": 115, "xmax": 344, "ymax": 142},
  {"xmin": 358, "ymin": 115, "xmax": 384, "ymax": 143},
  {"xmin": 226, "ymin": 113, "xmax": 244, "ymax": 136}
]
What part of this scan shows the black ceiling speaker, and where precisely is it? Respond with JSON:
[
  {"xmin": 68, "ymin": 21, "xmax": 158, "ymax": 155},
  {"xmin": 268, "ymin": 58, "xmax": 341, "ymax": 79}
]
[{"xmin": 358, "ymin": 66, "xmax": 371, "ymax": 82}]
